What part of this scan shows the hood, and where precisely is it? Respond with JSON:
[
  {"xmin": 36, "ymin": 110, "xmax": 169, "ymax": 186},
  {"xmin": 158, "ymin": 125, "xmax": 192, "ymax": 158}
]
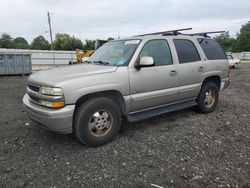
[{"xmin": 28, "ymin": 64, "xmax": 118, "ymax": 86}]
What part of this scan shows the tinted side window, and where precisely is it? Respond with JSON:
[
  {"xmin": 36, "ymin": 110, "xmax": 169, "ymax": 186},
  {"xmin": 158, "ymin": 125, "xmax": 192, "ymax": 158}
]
[
  {"xmin": 197, "ymin": 38, "xmax": 227, "ymax": 60},
  {"xmin": 174, "ymin": 39, "xmax": 201, "ymax": 64},
  {"xmin": 139, "ymin": 40, "xmax": 173, "ymax": 66}
]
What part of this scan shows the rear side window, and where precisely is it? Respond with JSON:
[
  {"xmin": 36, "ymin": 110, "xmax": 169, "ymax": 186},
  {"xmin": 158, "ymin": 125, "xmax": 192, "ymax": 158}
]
[
  {"xmin": 174, "ymin": 39, "xmax": 201, "ymax": 64},
  {"xmin": 139, "ymin": 40, "xmax": 173, "ymax": 66},
  {"xmin": 197, "ymin": 38, "xmax": 227, "ymax": 60}
]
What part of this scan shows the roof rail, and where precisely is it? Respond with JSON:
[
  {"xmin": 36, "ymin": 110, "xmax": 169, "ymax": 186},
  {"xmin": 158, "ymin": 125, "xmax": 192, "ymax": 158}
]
[
  {"xmin": 189, "ymin": 31, "xmax": 225, "ymax": 37},
  {"xmin": 134, "ymin": 28, "xmax": 192, "ymax": 37}
]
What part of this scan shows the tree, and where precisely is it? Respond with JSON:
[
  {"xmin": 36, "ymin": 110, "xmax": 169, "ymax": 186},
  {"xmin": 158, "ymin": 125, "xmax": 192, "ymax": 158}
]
[
  {"xmin": 214, "ymin": 31, "xmax": 236, "ymax": 52},
  {"xmin": 0, "ymin": 33, "xmax": 13, "ymax": 48},
  {"xmin": 71, "ymin": 37, "xmax": 84, "ymax": 50},
  {"xmin": 82, "ymin": 40, "xmax": 95, "ymax": 50},
  {"xmin": 30, "ymin": 36, "xmax": 51, "ymax": 50},
  {"xmin": 234, "ymin": 21, "xmax": 250, "ymax": 52},
  {"xmin": 53, "ymin": 33, "xmax": 83, "ymax": 50},
  {"xmin": 13, "ymin": 37, "xmax": 29, "ymax": 49}
]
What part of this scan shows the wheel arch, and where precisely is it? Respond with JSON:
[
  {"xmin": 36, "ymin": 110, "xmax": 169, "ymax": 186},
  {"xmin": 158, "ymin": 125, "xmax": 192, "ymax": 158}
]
[
  {"xmin": 201, "ymin": 75, "xmax": 221, "ymax": 90},
  {"xmin": 74, "ymin": 90, "xmax": 127, "ymax": 117}
]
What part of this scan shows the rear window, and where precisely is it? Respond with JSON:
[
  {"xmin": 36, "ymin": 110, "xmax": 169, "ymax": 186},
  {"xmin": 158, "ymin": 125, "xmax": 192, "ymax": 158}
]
[
  {"xmin": 197, "ymin": 38, "xmax": 227, "ymax": 60},
  {"xmin": 173, "ymin": 39, "xmax": 201, "ymax": 64}
]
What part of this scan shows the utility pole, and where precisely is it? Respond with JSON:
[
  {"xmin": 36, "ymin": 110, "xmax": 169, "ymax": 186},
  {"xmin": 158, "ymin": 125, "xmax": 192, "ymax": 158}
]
[
  {"xmin": 47, "ymin": 12, "xmax": 53, "ymax": 50},
  {"xmin": 47, "ymin": 12, "xmax": 55, "ymax": 65}
]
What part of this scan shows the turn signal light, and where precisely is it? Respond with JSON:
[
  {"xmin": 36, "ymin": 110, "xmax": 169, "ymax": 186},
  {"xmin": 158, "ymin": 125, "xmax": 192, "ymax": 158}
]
[{"xmin": 51, "ymin": 101, "xmax": 65, "ymax": 108}]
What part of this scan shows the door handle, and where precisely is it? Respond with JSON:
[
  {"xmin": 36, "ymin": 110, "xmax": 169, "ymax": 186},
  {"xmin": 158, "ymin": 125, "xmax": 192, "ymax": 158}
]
[
  {"xmin": 169, "ymin": 70, "xmax": 177, "ymax": 76},
  {"xmin": 198, "ymin": 66, "xmax": 204, "ymax": 72}
]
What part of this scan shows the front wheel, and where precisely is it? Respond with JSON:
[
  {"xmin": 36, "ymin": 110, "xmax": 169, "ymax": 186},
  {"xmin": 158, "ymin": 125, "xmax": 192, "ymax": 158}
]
[
  {"xmin": 197, "ymin": 82, "xmax": 219, "ymax": 113},
  {"xmin": 74, "ymin": 98, "xmax": 121, "ymax": 147}
]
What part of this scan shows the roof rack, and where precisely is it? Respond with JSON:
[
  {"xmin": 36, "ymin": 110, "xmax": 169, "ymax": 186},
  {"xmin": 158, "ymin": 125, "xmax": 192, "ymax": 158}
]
[
  {"xmin": 189, "ymin": 31, "xmax": 225, "ymax": 37},
  {"xmin": 134, "ymin": 28, "xmax": 192, "ymax": 37}
]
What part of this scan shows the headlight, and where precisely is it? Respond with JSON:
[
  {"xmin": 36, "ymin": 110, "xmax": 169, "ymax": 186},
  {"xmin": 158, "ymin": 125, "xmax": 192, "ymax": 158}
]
[
  {"xmin": 39, "ymin": 86, "xmax": 65, "ymax": 108},
  {"xmin": 40, "ymin": 86, "xmax": 63, "ymax": 96}
]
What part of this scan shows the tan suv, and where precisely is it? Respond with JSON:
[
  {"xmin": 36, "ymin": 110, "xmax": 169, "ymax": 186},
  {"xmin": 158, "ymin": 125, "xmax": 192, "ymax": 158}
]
[{"xmin": 23, "ymin": 28, "xmax": 230, "ymax": 146}]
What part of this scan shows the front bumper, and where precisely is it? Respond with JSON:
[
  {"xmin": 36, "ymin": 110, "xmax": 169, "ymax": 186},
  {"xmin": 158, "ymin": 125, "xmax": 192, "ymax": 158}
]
[{"xmin": 23, "ymin": 94, "xmax": 75, "ymax": 134}]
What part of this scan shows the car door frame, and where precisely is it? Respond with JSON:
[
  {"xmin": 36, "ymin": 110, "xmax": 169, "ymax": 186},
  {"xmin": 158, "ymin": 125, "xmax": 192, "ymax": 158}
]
[
  {"xmin": 127, "ymin": 37, "xmax": 180, "ymax": 112},
  {"xmin": 169, "ymin": 36, "xmax": 207, "ymax": 101}
]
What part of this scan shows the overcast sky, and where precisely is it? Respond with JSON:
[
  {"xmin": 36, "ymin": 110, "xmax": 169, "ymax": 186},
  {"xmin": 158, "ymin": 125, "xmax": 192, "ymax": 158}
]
[{"xmin": 0, "ymin": 0, "xmax": 249, "ymax": 42}]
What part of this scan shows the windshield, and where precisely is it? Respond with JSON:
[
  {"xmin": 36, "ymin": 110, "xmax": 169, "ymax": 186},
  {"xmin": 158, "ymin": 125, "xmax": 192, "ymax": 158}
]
[{"xmin": 87, "ymin": 40, "xmax": 140, "ymax": 66}]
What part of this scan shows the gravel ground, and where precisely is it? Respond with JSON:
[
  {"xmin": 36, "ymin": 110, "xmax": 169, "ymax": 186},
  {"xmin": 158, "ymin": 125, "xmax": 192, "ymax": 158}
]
[{"xmin": 1, "ymin": 64, "xmax": 250, "ymax": 188}]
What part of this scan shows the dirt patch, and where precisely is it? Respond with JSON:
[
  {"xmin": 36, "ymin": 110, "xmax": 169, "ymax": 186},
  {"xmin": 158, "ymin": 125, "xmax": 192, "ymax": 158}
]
[{"xmin": 1, "ymin": 64, "xmax": 250, "ymax": 188}]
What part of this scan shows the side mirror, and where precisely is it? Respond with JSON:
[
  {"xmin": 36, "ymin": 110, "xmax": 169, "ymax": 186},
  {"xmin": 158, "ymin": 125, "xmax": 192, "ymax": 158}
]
[{"xmin": 135, "ymin": 56, "xmax": 154, "ymax": 69}]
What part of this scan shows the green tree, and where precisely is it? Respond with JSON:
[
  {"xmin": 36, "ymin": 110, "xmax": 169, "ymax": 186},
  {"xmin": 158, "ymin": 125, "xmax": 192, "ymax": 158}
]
[
  {"xmin": 82, "ymin": 40, "xmax": 95, "ymax": 50},
  {"xmin": 71, "ymin": 37, "xmax": 84, "ymax": 50},
  {"xmin": 0, "ymin": 33, "xmax": 13, "ymax": 48},
  {"xmin": 30, "ymin": 36, "xmax": 51, "ymax": 50},
  {"xmin": 13, "ymin": 37, "xmax": 29, "ymax": 49},
  {"xmin": 214, "ymin": 31, "xmax": 236, "ymax": 52},
  {"xmin": 234, "ymin": 21, "xmax": 250, "ymax": 52},
  {"xmin": 53, "ymin": 33, "xmax": 83, "ymax": 50}
]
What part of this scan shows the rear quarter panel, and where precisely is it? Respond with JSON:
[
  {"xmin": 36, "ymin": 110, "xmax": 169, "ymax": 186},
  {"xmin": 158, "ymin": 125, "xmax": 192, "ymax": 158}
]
[
  {"xmin": 191, "ymin": 37, "xmax": 229, "ymax": 83},
  {"xmin": 202, "ymin": 59, "xmax": 229, "ymax": 81}
]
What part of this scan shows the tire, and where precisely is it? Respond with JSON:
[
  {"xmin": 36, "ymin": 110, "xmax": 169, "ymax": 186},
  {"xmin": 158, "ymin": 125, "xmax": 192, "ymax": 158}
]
[
  {"xmin": 74, "ymin": 97, "xmax": 121, "ymax": 147},
  {"xmin": 197, "ymin": 82, "xmax": 219, "ymax": 113}
]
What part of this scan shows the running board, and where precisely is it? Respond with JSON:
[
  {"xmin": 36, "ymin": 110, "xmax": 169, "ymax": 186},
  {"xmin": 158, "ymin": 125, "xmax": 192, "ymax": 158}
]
[{"xmin": 126, "ymin": 100, "xmax": 197, "ymax": 122}]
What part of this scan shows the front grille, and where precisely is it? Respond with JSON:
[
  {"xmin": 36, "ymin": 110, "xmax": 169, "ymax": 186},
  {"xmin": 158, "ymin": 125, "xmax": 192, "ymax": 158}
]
[
  {"xmin": 29, "ymin": 95, "xmax": 40, "ymax": 103},
  {"xmin": 28, "ymin": 83, "xmax": 40, "ymax": 92},
  {"xmin": 27, "ymin": 83, "xmax": 41, "ymax": 105}
]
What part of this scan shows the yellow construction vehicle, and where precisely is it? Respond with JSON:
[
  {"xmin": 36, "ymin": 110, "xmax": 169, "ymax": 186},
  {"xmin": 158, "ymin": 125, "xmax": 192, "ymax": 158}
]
[
  {"xmin": 75, "ymin": 49, "xmax": 95, "ymax": 64},
  {"xmin": 69, "ymin": 39, "xmax": 110, "ymax": 64}
]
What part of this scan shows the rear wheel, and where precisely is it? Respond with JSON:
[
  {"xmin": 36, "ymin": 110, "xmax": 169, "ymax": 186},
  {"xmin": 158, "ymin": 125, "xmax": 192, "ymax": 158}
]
[
  {"xmin": 74, "ymin": 98, "xmax": 121, "ymax": 147},
  {"xmin": 197, "ymin": 82, "xmax": 219, "ymax": 113}
]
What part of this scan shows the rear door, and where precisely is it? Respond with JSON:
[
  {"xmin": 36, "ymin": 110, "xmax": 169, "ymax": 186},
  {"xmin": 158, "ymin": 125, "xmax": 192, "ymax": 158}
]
[{"xmin": 173, "ymin": 39, "xmax": 204, "ymax": 100}]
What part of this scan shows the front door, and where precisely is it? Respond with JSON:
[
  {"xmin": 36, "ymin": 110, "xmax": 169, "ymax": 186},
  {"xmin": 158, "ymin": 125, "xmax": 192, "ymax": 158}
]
[{"xmin": 129, "ymin": 39, "xmax": 178, "ymax": 112}]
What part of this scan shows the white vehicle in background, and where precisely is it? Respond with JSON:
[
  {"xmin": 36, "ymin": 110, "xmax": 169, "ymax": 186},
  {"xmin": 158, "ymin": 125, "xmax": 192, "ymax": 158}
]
[{"xmin": 227, "ymin": 54, "xmax": 241, "ymax": 68}]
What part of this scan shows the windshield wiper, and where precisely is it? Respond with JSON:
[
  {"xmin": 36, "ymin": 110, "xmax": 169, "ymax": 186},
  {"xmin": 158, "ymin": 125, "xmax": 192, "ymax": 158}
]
[
  {"xmin": 83, "ymin": 60, "xmax": 92, "ymax": 64},
  {"xmin": 93, "ymin": 61, "xmax": 110, "ymax": 65}
]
